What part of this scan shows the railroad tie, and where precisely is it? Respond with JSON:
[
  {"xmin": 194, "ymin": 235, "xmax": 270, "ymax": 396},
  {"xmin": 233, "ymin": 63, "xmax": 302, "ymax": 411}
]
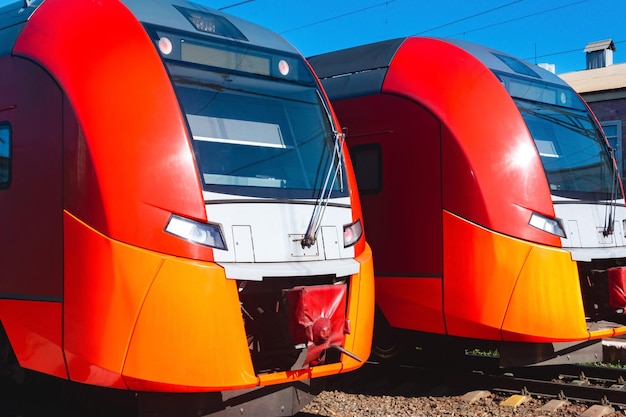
[
  {"xmin": 500, "ymin": 394, "xmax": 529, "ymax": 408},
  {"xmin": 580, "ymin": 404, "xmax": 615, "ymax": 417},
  {"xmin": 461, "ymin": 390, "xmax": 491, "ymax": 404},
  {"xmin": 539, "ymin": 399, "xmax": 569, "ymax": 413}
]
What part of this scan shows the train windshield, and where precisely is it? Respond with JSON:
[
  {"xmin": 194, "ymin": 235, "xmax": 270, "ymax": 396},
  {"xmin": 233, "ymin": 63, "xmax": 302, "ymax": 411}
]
[
  {"xmin": 498, "ymin": 73, "xmax": 619, "ymax": 201},
  {"xmin": 158, "ymin": 34, "xmax": 347, "ymax": 199}
]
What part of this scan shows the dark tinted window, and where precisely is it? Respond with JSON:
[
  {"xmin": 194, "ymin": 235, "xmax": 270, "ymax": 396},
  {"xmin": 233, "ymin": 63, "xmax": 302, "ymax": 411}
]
[
  {"xmin": 349, "ymin": 143, "xmax": 382, "ymax": 194},
  {"xmin": 0, "ymin": 123, "xmax": 10, "ymax": 188}
]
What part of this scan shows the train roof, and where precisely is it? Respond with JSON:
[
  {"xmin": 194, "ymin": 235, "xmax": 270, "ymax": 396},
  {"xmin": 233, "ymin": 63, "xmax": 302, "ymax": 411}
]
[
  {"xmin": 0, "ymin": 1, "xmax": 41, "ymax": 26},
  {"xmin": 121, "ymin": 0, "xmax": 297, "ymax": 53},
  {"xmin": 0, "ymin": 0, "xmax": 298, "ymax": 58},
  {"xmin": 0, "ymin": 1, "xmax": 41, "ymax": 56},
  {"xmin": 308, "ymin": 38, "xmax": 404, "ymax": 100},
  {"xmin": 308, "ymin": 36, "xmax": 570, "ymax": 100}
]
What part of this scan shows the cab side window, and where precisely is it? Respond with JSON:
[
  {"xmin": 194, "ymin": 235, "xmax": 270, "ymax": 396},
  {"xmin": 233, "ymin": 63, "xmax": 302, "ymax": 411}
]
[
  {"xmin": 0, "ymin": 123, "xmax": 10, "ymax": 188},
  {"xmin": 349, "ymin": 143, "xmax": 382, "ymax": 194}
]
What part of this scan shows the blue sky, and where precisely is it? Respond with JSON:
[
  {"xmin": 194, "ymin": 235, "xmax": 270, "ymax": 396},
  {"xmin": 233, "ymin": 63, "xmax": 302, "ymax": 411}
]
[{"xmin": 201, "ymin": 0, "xmax": 624, "ymax": 74}]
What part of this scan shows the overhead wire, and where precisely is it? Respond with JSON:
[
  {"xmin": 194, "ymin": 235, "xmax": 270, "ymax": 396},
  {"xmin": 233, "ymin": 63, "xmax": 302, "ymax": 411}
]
[
  {"xmin": 415, "ymin": 0, "xmax": 523, "ymax": 35},
  {"xmin": 528, "ymin": 39, "xmax": 626, "ymax": 62},
  {"xmin": 427, "ymin": 0, "xmax": 615, "ymax": 66},
  {"xmin": 218, "ymin": 0, "xmax": 255, "ymax": 10},
  {"xmin": 279, "ymin": 0, "xmax": 395, "ymax": 34},
  {"xmin": 446, "ymin": 0, "xmax": 589, "ymax": 37}
]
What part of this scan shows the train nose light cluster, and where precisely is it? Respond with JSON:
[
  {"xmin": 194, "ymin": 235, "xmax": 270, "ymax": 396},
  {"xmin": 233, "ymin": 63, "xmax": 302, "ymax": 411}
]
[
  {"xmin": 529, "ymin": 212, "xmax": 567, "ymax": 238},
  {"xmin": 158, "ymin": 37, "xmax": 173, "ymax": 55},
  {"xmin": 343, "ymin": 219, "xmax": 363, "ymax": 247},
  {"xmin": 165, "ymin": 214, "xmax": 227, "ymax": 249},
  {"xmin": 278, "ymin": 59, "xmax": 290, "ymax": 76}
]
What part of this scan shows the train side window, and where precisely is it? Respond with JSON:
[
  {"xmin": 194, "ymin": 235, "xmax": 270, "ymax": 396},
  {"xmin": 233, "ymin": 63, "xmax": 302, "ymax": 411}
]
[
  {"xmin": 349, "ymin": 143, "xmax": 382, "ymax": 194},
  {"xmin": 0, "ymin": 123, "xmax": 10, "ymax": 189}
]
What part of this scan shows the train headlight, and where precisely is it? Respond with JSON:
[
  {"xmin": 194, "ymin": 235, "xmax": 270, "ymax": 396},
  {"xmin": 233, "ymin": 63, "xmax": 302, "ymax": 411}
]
[
  {"xmin": 343, "ymin": 219, "xmax": 363, "ymax": 247},
  {"xmin": 528, "ymin": 212, "xmax": 566, "ymax": 238},
  {"xmin": 165, "ymin": 214, "xmax": 227, "ymax": 250}
]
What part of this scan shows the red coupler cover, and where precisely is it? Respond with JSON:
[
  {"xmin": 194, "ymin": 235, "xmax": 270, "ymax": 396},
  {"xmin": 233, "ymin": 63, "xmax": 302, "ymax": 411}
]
[
  {"xmin": 287, "ymin": 284, "xmax": 348, "ymax": 366},
  {"xmin": 608, "ymin": 267, "xmax": 626, "ymax": 308}
]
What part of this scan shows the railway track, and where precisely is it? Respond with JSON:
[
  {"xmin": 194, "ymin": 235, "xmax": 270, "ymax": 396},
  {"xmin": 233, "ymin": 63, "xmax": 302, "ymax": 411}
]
[
  {"xmin": 307, "ymin": 358, "xmax": 626, "ymax": 416},
  {"xmin": 473, "ymin": 362, "xmax": 626, "ymax": 406}
]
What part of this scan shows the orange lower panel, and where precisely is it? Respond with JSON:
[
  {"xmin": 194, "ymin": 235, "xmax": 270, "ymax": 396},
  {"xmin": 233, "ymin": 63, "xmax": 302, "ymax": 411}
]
[
  {"xmin": 339, "ymin": 243, "xmax": 375, "ymax": 373},
  {"xmin": 444, "ymin": 212, "xmax": 589, "ymax": 342},
  {"xmin": 375, "ymin": 277, "xmax": 445, "ymax": 334},
  {"xmin": 64, "ymin": 213, "xmax": 256, "ymax": 391},
  {"xmin": 501, "ymin": 244, "xmax": 588, "ymax": 342},
  {"xmin": 0, "ymin": 300, "xmax": 66, "ymax": 379},
  {"xmin": 122, "ymin": 256, "xmax": 256, "ymax": 391}
]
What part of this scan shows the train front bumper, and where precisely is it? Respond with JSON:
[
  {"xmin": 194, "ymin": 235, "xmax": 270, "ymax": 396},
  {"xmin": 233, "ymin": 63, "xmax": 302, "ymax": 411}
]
[{"xmin": 62, "ymin": 213, "xmax": 374, "ymax": 391}]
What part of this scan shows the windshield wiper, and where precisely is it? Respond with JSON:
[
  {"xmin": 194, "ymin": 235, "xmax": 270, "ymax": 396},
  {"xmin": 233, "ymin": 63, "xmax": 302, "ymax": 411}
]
[
  {"xmin": 301, "ymin": 129, "xmax": 345, "ymax": 248},
  {"xmin": 301, "ymin": 93, "xmax": 345, "ymax": 248},
  {"xmin": 603, "ymin": 147, "xmax": 619, "ymax": 237}
]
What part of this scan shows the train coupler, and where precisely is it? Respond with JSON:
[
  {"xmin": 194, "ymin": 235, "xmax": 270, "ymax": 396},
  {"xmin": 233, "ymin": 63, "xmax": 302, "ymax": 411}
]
[{"xmin": 287, "ymin": 283, "xmax": 356, "ymax": 368}]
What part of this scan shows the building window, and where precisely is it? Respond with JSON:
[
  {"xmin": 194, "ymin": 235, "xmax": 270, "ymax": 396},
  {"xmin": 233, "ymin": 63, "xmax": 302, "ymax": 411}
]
[
  {"xmin": 601, "ymin": 120, "xmax": 623, "ymax": 178},
  {"xmin": 349, "ymin": 143, "xmax": 382, "ymax": 194},
  {"xmin": 0, "ymin": 123, "xmax": 10, "ymax": 188}
]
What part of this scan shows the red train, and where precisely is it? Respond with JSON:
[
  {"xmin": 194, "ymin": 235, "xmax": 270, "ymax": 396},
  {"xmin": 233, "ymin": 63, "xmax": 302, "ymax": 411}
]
[
  {"xmin": 309, "ymin": 37, "xmax": 626, "ymax": 366},
  {"xmin": 0, "ymin": 0, "xmax": 374, "ymax": 413}
]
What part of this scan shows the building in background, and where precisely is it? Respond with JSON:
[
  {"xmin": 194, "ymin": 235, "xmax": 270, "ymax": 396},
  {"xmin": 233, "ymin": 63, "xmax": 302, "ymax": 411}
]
[{"xmin": 560, "ymin": 39, "xmax": 626, "ymax": 178}]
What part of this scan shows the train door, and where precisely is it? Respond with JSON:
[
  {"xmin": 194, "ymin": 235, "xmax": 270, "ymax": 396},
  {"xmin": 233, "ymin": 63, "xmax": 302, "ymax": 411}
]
[
  {"xmin": 0, "ymin": 56, "xmax": 63, "ymax": 298},
  {"xmin": 0, "ymin": 56, "xmax": 66, "ymax": 378},
  {"xmin": 338, "ymin": 93, "xmax": 446, "ymax": 334}
]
